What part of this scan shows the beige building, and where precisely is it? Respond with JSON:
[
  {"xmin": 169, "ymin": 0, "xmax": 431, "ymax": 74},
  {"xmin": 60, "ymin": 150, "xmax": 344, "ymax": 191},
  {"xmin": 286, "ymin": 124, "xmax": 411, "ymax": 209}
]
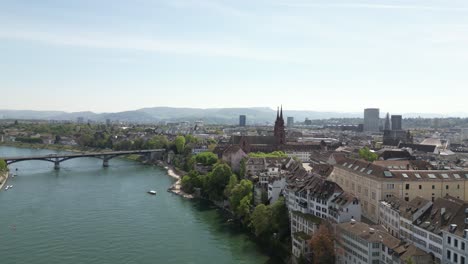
[{"xmin": 328, "ymin": 153, "xmax": 468, "ymax": 223}]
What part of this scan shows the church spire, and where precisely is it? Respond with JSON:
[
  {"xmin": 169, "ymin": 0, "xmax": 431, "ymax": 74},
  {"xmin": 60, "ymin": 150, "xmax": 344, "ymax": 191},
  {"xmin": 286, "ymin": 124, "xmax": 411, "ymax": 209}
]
[
  {"xmin": 280, "ymin": 105, "xmax": 283, "ymax": 120},
  {"xmin": 276, "ymin": 106, "xmax": 279, "ymax": 120}
]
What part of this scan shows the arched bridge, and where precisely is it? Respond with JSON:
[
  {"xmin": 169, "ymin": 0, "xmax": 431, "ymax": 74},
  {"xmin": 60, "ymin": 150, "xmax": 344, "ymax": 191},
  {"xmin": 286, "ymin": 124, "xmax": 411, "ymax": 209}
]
[{"xmin": 1, "ymin": 149, "xmax": 165, "ymax": 170}]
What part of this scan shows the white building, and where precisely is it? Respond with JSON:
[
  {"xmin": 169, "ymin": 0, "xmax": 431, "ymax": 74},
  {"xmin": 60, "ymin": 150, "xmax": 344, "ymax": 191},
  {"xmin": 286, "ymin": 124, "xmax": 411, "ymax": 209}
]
[
  {"xmin": 285, "ymin": 171, "xmax": 361, "ymax": 259},
  {"xmin": 267, "ymin": 177, "xmax": 286, "ymax": 204},
  {"xmin": 336, "ymin": 220, "xmax": 432, "ymax": 264}
]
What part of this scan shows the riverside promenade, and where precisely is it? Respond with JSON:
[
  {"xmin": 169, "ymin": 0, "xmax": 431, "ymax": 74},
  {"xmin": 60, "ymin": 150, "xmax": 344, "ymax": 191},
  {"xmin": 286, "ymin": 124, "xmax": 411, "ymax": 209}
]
[{"xmin": 0, "ymin": 171, "xmax": 8, "ymax": 191}]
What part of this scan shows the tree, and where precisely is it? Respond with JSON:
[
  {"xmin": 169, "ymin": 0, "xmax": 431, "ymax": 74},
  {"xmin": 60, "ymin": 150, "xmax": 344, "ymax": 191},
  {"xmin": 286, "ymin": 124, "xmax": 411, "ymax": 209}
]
[
  {"xmin": 175, "ymin": 136, "xmax": 186, "ymax": 154},
  {"xmin": 195, "ymin": 152, "xmax": 218, "ymax": 166},
  {"xmin": 251, "ymin": 204, "xmax": 272, "ymax": 237},
  {"xmin": 237, "ymin": 194, "xmax": 253, "ymax": 223},
  {"xmin": 204, "ymin": 163, "xmax": 232, "ymax": 201},
  {"xmin": 224, "ymin": 174, "xmax": 238, "ymax": 198},
  {"xmin": 184, "ymin": 134, "xmax": 199, "ymax": 145},
  {"xmin": 358, "ymin": 147, "xmax": 378, "ymax": 162},
  {"xmin": 248, "ymin": 151, "xmax": 287, "ymax": 158},
  {"xmin": 270, "ymin": 197, "xmax": 290, "ymax": 239},
  {"xmin": 239, "ymin": 158, "xmax": 246, "ymax": 178},
  {"xmin": 0, "ymin": 159, "xmax": 7, "ymax": 171},
  {"xmin": 309, "ymin": 225, "xmax": 335, "ymax": 264},
  {"xmin": 229, "ymin": 179, "xmax": 253, "ymax": 216},
  {"xmin": 146, "ymin": 135, "xmax": 169, "ymax": 149}
]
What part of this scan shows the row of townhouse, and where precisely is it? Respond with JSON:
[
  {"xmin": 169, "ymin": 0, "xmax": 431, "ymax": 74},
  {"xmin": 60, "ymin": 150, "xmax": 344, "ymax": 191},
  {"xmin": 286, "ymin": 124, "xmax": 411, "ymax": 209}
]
[
  {"xmin": 328, "ymin": 153, "xmax": 468, "ymax": 223},
  {"xmin": 379, "ymin": 195, "xmax": 468, "ymax": 263},
  {"xmin": 284, "ymin": 171, "xmax": 361, "ymax": 259},
  {"xmin": 335, "ymin": 220, "xmax": 432, "ymax": 264}
]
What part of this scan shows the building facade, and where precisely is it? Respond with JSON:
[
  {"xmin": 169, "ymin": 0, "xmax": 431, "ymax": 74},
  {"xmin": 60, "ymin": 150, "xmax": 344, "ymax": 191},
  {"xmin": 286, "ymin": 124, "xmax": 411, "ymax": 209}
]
[{"xmin": 364, "ymin": 108, "xmax": 380, "ymax": 132}]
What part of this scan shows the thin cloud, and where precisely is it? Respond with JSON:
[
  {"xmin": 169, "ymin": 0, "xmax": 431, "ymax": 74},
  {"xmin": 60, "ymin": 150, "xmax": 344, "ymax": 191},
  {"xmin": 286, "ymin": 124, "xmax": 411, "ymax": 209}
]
[
  {"xmin": 273, "ymin": 1, "xmax": 468, "ymax": 11},
  {"xmin": 0, "ymin": 28, "xmax": 306, "ymax": 64}
]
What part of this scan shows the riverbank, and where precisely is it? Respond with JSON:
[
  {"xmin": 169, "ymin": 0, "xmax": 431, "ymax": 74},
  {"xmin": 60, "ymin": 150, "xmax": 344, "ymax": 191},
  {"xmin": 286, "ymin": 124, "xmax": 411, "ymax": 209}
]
[
  {"xmin": 153, "ymin": 161, "xmax": 194, "ymax": 199},
  {"xmin": 0, "ymin": 171, "xmax": 8, "ymax": 191}
]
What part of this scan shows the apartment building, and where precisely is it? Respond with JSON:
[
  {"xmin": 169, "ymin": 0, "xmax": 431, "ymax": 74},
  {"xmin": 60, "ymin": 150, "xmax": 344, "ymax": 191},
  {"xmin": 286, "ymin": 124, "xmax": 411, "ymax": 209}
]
[
  {"xmin": 335, "ymin": 220, "xmax": 432, "ymax": 264},
  {"xmin": 328, "ymin": 153, "xmax": 468, "ymax": 223}
]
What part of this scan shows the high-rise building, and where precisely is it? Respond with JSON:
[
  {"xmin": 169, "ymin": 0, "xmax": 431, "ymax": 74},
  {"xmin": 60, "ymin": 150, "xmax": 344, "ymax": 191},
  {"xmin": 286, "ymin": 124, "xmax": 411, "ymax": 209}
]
[
  {"xmin": 106, "ymin": 119, "xmax": 111, "ymax": 126},
  {"xmin": 239, "ymin": 115, "xmax": 246, "ymax": 127},
  {"xmin": 391, "ymin": 115, "xmax": 402, "ymax": 131},
  {"xmin": 384, "ymin": 113, "xmax": 391, "ymax": 131},
  {"xmin": 363, "ymin": 108, "xmax": 380, "ymax": 132},
  {"xmin": 77, "ymin": 117, "xmax": 84, "ymax": 124},
  {"xmin": 287, "ymin": 117, "xmax": 294, "ymax": 127}
]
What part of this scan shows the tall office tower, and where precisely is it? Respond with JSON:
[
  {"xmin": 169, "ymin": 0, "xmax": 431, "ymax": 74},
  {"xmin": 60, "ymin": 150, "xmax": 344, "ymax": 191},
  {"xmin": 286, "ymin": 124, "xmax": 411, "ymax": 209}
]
[
  {"xmin": 287, "ymin": 117, "xmax": 294, "ymax": 127},
  {"xmin": 384, "ymin": 113, "xmax": 391, "ymax": 131},
  {"xmin": 239, "ymin": 115, "xmax": 246, "ymax": 127},
  {"xmin": 363, "ymin": 108, "xmax": 380, "ymax": 132},
  {"xmin": 391, "ymin": 115, "xmax": 402, "ymax": 131}
]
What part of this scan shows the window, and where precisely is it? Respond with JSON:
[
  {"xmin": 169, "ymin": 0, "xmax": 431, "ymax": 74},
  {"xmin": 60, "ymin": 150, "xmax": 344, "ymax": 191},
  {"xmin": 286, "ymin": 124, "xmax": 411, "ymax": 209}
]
[
  {"xmin": 462, "ymin": 242, "xmax": 465, "ymax": 250},
  {"xmin": 458, "ymin": 184, "xmax": 460, "ymax": 189},
  {"xmin": 405, "ymin": 184, "xmax": 410, "ymax": 190},
  {"xmin": 446, "ymin": 185, "xmax": 449, "ymax": 190},
  {"xmin": 454, "ymin": 239, "xmax": 458, "ymax": 247},
  {"xmin": 461, "ymin": 256, "xmax": 465, "ymax": 264},
  {"xmin": 454, "ymin": 253, "xmax": 458, "ymax": 263},
  {"xmin": 432, "ymin": 185, "xmax": 435, "ymax": 189},
  {"xmin": 448, "ymin": 236, "xmax": 451, "ymax": 244},
  {"xmin": 387, "ymin": 184, "xmax": 395, "ymax": 190},
  {"xmin": 405, "ymin": 197, "xmax": 409, "ymax": 201},
  {"xmin": 447, "ymin": 249, "xmax": 451, "ymax": 260},
  {"xmin": 419, "ymin": 185, "xmax": 422, "ymax": 190}
]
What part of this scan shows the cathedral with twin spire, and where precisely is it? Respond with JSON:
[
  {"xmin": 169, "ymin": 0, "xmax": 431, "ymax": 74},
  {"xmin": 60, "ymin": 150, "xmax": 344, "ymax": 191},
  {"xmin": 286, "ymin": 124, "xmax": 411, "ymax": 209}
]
[{"xmin": 226, "ymin": 106, "xmax": 324, "ymax": 154}]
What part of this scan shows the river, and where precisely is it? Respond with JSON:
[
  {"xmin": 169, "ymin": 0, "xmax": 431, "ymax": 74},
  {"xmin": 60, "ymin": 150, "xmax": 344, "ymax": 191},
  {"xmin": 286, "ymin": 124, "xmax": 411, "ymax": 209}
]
[{"xmin": 0, "ymin": 146, "xmax": 270, "ymax": 264}]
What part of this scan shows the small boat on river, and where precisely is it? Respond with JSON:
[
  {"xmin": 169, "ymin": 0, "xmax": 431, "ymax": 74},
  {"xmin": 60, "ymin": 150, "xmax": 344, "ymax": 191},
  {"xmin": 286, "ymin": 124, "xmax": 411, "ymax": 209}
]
[{"xmin": 147, "ymin": 190, "xmax": 157, "ymax": 195}]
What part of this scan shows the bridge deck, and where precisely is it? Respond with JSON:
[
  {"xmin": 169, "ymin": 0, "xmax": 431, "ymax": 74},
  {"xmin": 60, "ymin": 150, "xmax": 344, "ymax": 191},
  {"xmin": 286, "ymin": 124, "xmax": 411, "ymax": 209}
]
[{"xmin": 1, "ymin": 149, "xmax": 165, "ymax": 161}]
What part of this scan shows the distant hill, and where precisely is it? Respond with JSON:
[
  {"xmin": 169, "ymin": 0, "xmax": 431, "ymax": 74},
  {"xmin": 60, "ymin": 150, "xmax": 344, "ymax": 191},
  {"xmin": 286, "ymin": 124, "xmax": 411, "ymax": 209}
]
[{"xmin": 0, "ymin": 107, "xmax": 467, "ymax": 124}]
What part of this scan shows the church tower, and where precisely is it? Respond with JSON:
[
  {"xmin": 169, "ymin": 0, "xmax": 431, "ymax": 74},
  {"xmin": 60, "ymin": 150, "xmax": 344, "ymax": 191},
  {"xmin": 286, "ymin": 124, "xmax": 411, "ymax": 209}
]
[{"xmin": 274, "ymin": 105, "xmax": 286, "ymax": 145}]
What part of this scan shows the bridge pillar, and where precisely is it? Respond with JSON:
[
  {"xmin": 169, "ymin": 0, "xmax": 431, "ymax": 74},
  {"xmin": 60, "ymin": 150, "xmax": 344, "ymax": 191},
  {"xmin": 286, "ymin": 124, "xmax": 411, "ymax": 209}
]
[
  {"xmin": 54, "ymin": 161, "xmax": 60, "ymax": 170},
  {"xmin": 103, "ymin": 159, "xmax": 109, "ymax": 167}
]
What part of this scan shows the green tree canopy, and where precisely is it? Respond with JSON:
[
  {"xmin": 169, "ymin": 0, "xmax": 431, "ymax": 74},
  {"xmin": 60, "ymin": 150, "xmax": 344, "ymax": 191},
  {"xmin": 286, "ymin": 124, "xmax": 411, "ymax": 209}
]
[
  {"xmin": 146, "ymin": 135, "xmax": 169, "ymax": 149},
  {"xmin": 237, "ymin": 194, "xmax": 253, "ymax": 223},
  {"xmin": 248, "ymin": 151, "xmax": 287, "ymax": 158},
  {"xmin": 229, "ymin": 179, "xmax": 253, "ymax": 216},
  {"xmin": 195, "ymin": 152, "xmax": 218, "ymax": 166},
  {"xmin": 251, "ymin": 204, "xmax": 273, "ymax": 237},
  {"xmin": 358, "ymin": 147, "xmax": 378, "ymax": 162},
  {"xmin": 224, "ymin": 174, "xmax": 238, "ymax": 198},
  {"xmin": 270, "ymin": 197, "xmax": 290, "ymax": 238},
  {"xmin": 0, "ymin": 159, "xmax": 7, "ymax": 171},
  {"xmin": 174, "ymin": 136, "xmax": 186, "ymax": 154},
  {"xmin": 204, "ymin": 163, "xmax": 232, "ymax": 201},
  {"xmin": 184, "ymin": 134, "xmax": 200, "ymax": 145}
]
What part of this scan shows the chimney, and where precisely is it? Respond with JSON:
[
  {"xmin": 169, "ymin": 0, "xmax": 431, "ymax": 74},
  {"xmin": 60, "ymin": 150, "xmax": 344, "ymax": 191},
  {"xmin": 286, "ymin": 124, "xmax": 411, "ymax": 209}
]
[{"xmin": 450, "ymin": 224, "xmax": 457, "ymax": 232}]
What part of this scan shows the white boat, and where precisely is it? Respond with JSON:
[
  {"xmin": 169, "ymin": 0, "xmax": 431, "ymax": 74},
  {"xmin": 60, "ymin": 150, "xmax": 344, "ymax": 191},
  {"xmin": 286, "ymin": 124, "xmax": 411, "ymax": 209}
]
[
  {"xmin": 4, "ymin": 186, "xmax": 9, "ymax": 190},
  {"xmin": 147, "ymin": 190, "xmax": 157, "ymax": 195}
]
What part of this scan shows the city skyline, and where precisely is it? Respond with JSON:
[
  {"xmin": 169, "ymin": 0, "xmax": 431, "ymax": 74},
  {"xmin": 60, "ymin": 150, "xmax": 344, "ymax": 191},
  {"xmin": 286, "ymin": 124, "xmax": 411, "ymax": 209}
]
[{"xmin": 1, "ymin": 0, "xmax": 468, "ymax": 113}]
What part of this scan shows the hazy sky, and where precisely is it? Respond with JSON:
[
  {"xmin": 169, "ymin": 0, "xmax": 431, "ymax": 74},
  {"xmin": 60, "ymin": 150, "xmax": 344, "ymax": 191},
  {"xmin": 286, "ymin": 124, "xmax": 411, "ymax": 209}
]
[{"xmin": 1, "ymin": 0, "xmax": 467, "ymax": 113}]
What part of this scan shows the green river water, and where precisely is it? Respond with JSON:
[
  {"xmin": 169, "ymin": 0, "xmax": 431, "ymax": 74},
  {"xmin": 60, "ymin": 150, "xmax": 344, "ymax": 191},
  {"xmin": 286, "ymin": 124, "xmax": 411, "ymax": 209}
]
[{"xmin": 0, "ymin": 146, "xmax": 271, "ymax": 264}]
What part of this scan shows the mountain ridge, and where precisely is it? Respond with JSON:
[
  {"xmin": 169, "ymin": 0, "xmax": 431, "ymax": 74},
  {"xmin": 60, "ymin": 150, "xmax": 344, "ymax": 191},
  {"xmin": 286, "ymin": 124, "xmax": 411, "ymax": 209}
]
[{"xmin": 0, "ymin": 107, "xmax": 467, "ymax": 124}]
